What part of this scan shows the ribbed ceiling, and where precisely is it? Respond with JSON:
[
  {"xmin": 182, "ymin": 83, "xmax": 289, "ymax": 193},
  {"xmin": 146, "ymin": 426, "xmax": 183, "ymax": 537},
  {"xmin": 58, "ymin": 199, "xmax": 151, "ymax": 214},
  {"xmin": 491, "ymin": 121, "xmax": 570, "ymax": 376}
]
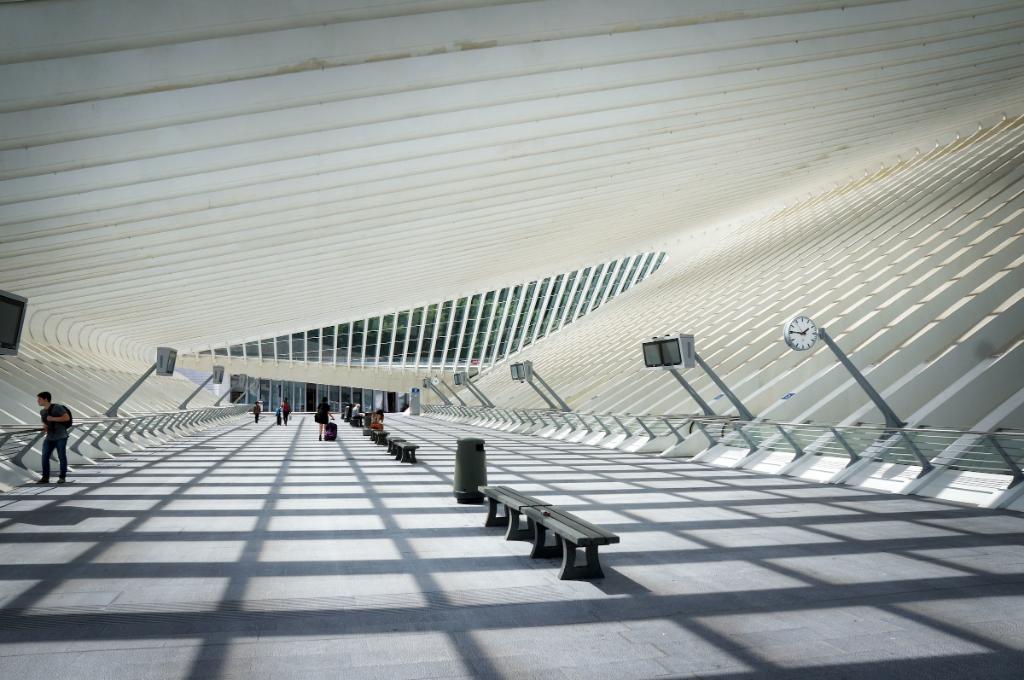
[{"xmin": 1, "ymin": 0, "xmax": 1023, "ymax": 357}]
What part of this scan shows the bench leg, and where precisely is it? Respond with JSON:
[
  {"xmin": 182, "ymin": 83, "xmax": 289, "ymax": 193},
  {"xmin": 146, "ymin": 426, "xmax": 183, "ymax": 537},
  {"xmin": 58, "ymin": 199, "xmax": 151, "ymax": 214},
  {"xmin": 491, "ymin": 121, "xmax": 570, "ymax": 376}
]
[
  {"xmin": 558, "ymin": 538, "xmax": 604, "ymax": 580},
  {"xmin": 484, "ymin": 497, "xmax": 509, "ymax": 527},
  {"xmin": 529, "ymin": 519, "xmax": 563, "ymax": 559},
  {"xmin": 504, "ymin": 509, "xmax": 532, "ymax": 541}
]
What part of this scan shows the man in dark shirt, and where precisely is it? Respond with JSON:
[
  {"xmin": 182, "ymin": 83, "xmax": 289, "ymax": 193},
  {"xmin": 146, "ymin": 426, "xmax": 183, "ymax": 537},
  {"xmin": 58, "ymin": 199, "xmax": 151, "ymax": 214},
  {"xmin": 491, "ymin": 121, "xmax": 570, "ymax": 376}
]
[{"xmin": 36, "ymin": 391, "xmax": 70, "ymax": 484}]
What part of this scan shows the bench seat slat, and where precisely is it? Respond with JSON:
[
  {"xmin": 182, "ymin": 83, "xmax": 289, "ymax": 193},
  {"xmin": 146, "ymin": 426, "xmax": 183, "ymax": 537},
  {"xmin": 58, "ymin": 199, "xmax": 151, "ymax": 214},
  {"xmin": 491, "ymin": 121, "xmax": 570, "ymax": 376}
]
[
  {"xmin": 480, "ymin": 485, "xmax": 551, "ymax": 511},
  {"xmin": 524, "ymin": 506, "xmax": 619, "ymax": 546}
]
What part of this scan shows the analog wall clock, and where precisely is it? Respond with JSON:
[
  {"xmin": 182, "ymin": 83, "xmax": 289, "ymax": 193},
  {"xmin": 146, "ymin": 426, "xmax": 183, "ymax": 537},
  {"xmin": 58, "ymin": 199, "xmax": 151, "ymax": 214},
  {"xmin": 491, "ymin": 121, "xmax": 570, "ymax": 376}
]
[{"xmin": 783, "ymin": 315, "xmax": 819, "ymax": 351}]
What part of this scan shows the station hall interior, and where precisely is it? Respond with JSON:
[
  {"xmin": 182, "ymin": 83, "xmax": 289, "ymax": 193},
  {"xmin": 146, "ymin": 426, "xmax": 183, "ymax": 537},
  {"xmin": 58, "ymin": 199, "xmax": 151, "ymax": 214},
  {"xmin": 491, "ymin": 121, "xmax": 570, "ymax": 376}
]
[{"xmin": 1, "ymin": 1, "xmax": 1024, "ymax": 678}]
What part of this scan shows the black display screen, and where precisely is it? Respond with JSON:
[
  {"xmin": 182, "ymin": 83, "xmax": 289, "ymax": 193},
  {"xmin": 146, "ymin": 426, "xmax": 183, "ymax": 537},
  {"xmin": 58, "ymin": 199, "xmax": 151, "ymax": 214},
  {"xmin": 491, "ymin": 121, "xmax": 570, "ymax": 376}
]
[
  {"xmin": 0, "ymin": 295, "xmax": 26, "ymax": 351},
  {"xmin": 659, "ymin": 338, "xmax": 683, "ymax": 366},
  {"xmin": 642, "ymin": 342, "xmax": 662, "ymax": 367}
]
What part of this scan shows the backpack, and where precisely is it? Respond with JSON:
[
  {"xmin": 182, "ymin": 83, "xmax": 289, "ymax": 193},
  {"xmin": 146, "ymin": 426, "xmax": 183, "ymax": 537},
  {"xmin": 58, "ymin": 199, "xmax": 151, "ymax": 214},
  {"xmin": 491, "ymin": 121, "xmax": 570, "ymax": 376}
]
[{"xmin": 50, "ymin": 404, "xmax": 73, "ymax": 430}]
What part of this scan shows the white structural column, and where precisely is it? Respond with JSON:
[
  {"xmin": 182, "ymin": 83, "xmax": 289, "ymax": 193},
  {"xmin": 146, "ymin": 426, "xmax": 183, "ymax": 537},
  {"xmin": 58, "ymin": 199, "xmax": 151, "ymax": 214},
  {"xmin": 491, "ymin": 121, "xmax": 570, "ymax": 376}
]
[
  {"xmin": 501, "ymin": 282, "xmax": 532, "ymax": 362},
  {"xmin": 536, "ymin": 274, "xmax": 567, "ymax": 344},
  {"xmin": 450, "ymin": 298, "xmax": 471, "ymax": 370},
  {"xmin": 468, "ymin": 119, "xmax": 1024, "ymax": 439}
]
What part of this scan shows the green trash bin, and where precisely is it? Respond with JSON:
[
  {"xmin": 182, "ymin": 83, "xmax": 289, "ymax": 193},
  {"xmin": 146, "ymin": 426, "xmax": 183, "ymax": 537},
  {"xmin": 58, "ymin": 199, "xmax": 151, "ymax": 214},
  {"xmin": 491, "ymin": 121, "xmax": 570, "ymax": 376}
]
[{"xmin": 453, "ymin": 437, "xmax": 487, "ymax": 504}]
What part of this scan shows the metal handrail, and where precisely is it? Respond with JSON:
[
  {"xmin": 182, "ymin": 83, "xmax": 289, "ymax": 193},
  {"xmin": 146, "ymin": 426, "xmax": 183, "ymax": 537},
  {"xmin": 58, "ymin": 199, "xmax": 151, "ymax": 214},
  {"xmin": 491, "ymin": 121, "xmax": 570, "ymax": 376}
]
[
  {"xmin": 0, "ymin": 404, "xmax": 249, "ymax": 432},
  {"xmin": 422, "ymin": 404, "xmax": 1024, "ymax": 482},
  {"xmin": 0, "ymin": 405, "xmax": 249, "ymax": 471}
]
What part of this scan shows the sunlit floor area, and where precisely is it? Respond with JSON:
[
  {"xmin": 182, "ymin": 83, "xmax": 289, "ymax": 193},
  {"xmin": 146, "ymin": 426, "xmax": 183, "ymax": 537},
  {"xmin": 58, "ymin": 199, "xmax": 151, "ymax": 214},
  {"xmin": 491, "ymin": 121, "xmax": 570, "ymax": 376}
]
[{"xmin": 0, "ymin": 414, "xmax": 1023, "ymax": 679}]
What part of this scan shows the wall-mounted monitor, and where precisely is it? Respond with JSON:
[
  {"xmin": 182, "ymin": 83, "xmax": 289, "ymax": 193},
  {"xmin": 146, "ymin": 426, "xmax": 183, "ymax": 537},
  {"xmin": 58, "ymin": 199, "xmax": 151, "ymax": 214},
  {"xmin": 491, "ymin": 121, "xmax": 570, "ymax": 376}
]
[
  {"xmin": 642, "ymin": 334, "xmax": 695, "ymax": 369},
  {"xmin": 212, "ymin": 365, "xmax": 225, "ymax": 384},
  {"xmin": 156, "ymin": 347, "xmax": 178, "ymax": 376},
  {"xmin": 0, "ymin": 290, "xmax": 28, "ymax": 357}
]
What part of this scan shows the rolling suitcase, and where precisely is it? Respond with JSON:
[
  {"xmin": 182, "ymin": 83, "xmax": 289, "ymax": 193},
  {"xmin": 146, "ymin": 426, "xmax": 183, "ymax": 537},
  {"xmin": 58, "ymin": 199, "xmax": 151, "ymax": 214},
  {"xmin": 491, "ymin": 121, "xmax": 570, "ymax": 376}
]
[{"xmin": 323, "ymin": 422, "xmax": 338, "ymax": 441}]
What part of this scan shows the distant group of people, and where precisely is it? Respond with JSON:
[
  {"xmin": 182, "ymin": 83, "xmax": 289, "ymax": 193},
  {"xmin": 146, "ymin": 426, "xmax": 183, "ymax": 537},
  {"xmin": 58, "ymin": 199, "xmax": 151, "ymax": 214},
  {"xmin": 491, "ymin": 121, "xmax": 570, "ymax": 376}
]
[
  {"xmin": 250, "ymin": 398, "xmax": 291, "ymax": 425},
  {"xmin": 251, "ymin": 397, "xmax": 385, "ymax": 442}
]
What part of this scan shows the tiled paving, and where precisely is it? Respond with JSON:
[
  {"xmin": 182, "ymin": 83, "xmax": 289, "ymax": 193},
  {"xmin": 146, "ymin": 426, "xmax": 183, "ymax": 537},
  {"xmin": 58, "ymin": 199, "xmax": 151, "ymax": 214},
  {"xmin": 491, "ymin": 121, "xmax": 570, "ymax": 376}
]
[{"xmin": 1, "ymin": 414, "xmax": 1023, "ymax": 679}]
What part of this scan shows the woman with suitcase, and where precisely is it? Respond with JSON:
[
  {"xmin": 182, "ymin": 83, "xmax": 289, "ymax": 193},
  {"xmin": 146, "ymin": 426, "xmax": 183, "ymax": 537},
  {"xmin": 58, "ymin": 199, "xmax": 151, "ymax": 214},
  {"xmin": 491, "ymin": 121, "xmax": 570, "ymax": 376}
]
[{"xmin": 314, "ymin": 397, "xmax": 334, "ymax": 441}]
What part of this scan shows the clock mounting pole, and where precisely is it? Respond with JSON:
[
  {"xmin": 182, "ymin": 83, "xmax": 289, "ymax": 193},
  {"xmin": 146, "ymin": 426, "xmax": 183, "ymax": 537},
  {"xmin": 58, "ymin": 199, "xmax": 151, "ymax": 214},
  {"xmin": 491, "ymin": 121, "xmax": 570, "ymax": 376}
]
[{"xmin": 819, "ymin": 327, "xmax": 905, "ymax": 430}]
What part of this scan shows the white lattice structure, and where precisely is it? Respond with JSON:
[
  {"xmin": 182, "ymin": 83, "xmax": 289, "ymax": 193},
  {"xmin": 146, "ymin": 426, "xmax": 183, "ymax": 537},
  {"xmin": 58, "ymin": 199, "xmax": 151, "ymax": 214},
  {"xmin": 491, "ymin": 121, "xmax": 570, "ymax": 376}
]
[
  {"xmin": 449, "ymin": 116, "xmax": 1024, "ymax": 506},
  {"xmin": 3, "ymin": 1, "xmax": 1024, "ymax": 360},
  {"xmin": 0, "ymin": 343, "xmax": 222, "ymax": 426}
]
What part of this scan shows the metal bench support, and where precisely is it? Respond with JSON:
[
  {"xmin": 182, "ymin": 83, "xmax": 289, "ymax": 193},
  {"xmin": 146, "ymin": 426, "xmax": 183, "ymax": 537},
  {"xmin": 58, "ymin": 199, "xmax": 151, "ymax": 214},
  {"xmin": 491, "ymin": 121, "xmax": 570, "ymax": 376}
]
[
  {"xmin": 559, "ymin": 539, "xmax": 604, "ymax": 580},
  {"xmin": 504, "ymin": 509, "xmax": 532, "ymax": 541},
  {"xmin": 529, "ymin": 518, "xmax": 563, "ymax": 559},
  {"xmin": 485, "ymin": 497, "xmax": 510, "ymax": 527}
]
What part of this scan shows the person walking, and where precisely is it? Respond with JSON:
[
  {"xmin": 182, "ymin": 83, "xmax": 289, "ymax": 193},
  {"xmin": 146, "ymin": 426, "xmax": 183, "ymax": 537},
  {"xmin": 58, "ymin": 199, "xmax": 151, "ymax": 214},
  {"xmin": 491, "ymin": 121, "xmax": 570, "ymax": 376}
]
[
  {"xmin": 253, "ymin": 400, "xmax": 262, "ymax": 424},
  {"xmin": 275, "ymin": 404, "xmax": 283, "ymax": 426},
  {"xmin": 282, "ymin": 398, "xmax": 291, "ymax": 425},
  {"xmin": 314, "ymin": 397, "xmax": 333, "ymax": 441},
  {"xmin": 36, "ymin": 391, "xmax": 71, "ymax": 484}
]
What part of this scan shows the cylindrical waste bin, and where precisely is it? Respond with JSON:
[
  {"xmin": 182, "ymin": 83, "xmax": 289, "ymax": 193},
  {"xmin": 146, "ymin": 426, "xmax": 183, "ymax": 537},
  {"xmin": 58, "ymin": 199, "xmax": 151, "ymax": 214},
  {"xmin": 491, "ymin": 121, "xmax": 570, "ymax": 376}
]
[{"xmin": 453, "ymin": 437, "xmax": 487, "ymax": 504}]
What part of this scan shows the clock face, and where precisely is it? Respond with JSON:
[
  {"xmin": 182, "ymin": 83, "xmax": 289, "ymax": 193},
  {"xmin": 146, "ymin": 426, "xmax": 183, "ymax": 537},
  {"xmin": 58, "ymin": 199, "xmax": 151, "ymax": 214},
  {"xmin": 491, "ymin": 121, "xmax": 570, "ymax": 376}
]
[{"xmin": 783, "ymin": 315, "xmax": 819, "ymax": 351}]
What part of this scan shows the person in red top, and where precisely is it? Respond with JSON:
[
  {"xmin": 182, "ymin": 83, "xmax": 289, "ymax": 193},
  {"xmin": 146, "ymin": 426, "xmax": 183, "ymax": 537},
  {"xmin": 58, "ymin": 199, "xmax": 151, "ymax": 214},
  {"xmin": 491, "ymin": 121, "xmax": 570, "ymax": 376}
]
[{"xmin": 281, "ymin": 398, "xmax": 292, "ymax": 425}]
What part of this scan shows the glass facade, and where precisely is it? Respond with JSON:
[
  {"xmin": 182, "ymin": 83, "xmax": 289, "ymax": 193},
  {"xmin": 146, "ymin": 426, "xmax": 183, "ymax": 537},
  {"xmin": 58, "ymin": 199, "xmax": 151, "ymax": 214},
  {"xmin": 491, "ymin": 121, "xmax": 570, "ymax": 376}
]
[
  {"xmin": 232, "ymin": 374, "xmax": 407, "ymax": 413},
  {"xmin": 197, "ymin": 251, "xmax": 666, "ymax": 369}
]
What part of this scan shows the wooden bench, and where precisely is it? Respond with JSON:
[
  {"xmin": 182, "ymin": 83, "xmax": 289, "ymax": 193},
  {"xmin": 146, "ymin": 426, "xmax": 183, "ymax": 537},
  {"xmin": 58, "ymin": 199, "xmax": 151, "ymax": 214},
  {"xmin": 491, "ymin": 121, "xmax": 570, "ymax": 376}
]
[
  {"xmin": 350, "ymin": 415, "xmax": 363, "ymax": 428},
  {"xmin": 388, "ymin": 438, "xmax": 406, "ymax": 455},
  {"xmin": 479, "ymin": 485, "xmax": 552, "ymax": 542},
  {"xmin": 373, "ymin": 430, "xmax": 390, "ymax": 447},
  {"xmin": 479, "ymin": 486, "xmax": 619, "ymax": 580},
  {"xmin": 523, "ymin": 505, "xmax": 619, "ymax": 580}
]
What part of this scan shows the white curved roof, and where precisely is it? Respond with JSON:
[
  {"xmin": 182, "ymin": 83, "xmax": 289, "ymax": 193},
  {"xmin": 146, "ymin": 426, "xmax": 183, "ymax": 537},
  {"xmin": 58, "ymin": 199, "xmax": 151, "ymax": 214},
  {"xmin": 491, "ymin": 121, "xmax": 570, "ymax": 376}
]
[{"xmin": 1, "ymin": 0, "xmax": 1022, "ymax": 357}]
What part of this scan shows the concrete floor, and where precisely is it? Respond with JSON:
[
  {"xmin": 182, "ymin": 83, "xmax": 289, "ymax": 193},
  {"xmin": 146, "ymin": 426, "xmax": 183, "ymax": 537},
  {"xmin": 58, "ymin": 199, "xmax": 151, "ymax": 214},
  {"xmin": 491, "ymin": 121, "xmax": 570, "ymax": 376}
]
[{"xmin": 1, "ymin": 413, "xmax": 1023, "ymax": 679}]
